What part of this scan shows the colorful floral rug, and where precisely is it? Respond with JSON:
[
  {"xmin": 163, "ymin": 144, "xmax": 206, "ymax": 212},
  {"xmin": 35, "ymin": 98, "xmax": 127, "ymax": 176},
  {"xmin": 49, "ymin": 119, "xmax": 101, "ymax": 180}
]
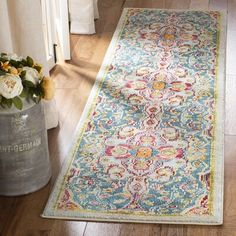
[{"xmin": 43, "ymin": 8, "xmax": 226, "ymax": 225}]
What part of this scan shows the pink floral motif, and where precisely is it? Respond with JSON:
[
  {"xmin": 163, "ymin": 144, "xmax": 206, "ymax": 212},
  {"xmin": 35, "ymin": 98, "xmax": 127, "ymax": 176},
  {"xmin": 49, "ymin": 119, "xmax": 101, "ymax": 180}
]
[{"xmin": 105, "ymin": 145, "xmax": 131, "ymax": 159}]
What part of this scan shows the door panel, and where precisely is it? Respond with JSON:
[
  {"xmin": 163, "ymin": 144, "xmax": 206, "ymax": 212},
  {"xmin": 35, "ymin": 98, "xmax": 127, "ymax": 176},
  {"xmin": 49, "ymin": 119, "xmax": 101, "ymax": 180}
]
[{"xmin": 41, "ymin": 0, "xmax": 71, "ymax": 69}]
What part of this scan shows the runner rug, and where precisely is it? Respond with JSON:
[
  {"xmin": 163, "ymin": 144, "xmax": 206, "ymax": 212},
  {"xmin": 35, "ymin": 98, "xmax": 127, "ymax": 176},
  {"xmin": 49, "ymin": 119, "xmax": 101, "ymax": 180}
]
[{"xmin": 43, "ymin": 8, "xmax": 226, "ymax": 225}]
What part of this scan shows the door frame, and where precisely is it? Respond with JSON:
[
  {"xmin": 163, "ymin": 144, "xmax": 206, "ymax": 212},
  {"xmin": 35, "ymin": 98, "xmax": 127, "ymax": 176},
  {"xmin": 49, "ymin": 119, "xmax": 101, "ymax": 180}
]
[{"xmin": 41, "ymin": 0, "xmax": 71, "ymax": 69}]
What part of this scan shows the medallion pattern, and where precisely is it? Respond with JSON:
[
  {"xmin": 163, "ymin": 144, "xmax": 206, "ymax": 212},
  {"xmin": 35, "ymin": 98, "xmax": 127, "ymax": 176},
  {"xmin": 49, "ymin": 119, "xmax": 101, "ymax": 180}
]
[{"xmin": 56, "ymin": 9, "xmax": 221, "ymax": 217}]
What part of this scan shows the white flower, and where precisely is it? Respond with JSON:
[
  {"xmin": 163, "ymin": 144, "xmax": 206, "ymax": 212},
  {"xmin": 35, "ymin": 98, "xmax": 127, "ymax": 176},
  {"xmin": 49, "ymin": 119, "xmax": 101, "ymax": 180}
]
[
  {"xmin": 23, "ymin": 67, "xmax": 39, "ymax": 85},
  {"xmin": 3, "ymin": 53, "xmax": 23, "ymax": 61},
  {"xmin": 0, "ymin": 74, "xmax": 23, "ymax": 99}
]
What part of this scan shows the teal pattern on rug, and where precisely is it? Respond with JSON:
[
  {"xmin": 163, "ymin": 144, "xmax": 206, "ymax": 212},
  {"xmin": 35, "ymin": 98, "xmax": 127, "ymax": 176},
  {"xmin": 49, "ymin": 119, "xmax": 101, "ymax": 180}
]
[{"xmin": 43, "ymin": 9, "xmax": 224, "ymax": 224}]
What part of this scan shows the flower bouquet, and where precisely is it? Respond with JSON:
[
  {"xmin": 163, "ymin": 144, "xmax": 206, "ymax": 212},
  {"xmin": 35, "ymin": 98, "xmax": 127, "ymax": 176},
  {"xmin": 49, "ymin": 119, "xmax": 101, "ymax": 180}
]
[{"xmin": 0, "ymin": 53, "xmax": 55, "ymax": 110}]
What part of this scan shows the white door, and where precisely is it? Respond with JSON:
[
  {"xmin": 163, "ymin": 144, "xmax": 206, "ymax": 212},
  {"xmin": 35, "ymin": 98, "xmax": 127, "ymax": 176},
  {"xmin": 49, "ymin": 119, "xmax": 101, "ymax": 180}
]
[
  {"xmin": 54, "ymin": 0, "xmax": 71, "ymax": 61},
  {"xmin": 41, "ymin": 0, "xmax": 56, "ymax": 69},
  {"xmin": 41, "ymin": 0, "xmax": 71, "ymax": 69}
]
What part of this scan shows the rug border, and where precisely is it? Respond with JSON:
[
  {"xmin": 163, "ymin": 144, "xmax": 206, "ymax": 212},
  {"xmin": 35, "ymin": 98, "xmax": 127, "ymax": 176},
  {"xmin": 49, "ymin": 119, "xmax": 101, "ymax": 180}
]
[
  {"xmin": 42, "ymin": 8, "xmax": 226, "ymax": 225},
  {"xmin": 210, "ymin": 7, "xmax": 226, "ymax": 225}
]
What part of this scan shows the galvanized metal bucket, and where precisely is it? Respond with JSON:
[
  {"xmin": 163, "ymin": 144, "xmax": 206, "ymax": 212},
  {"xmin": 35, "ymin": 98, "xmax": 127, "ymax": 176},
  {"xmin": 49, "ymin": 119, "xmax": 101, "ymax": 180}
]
[{"xmin": 0, "ymin": 101, "xmax": 51, "ymax": 196}]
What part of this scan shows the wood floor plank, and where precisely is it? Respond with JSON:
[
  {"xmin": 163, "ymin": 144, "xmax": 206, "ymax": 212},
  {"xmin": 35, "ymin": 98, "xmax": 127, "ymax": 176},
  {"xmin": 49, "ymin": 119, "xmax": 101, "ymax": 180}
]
[
  {"xmin": 189, "ymin": 0, "xmax": 209, "ymax": 9},
  {"xmin": 119, "ymin": 224, "xmax": 160, "ymax": 236},
  {"xmin": 0, "ymin": 198, "xmax": 18, "ymax": 233},
  {"xmin": 225, "ymin": 74, "xmax": 236, "ymax": 135},
  {"xmin": 160, "ymin": 225, "xmax": 186, "ymax": 236},
  {"xmin": 228, "ymin": 0, "xmax": 236, "ymax": 31},
  {"xmin": 225, "ymin": 135, "xmax": 236, "ymax": 166},
  {"xmin": 186, "ymin": 228, "xmax": 236, "ymax": 236},
  {"xmin": 124, "ymin": 0, "xmax": 165, "ymax": 8},
  {"xmin": 220, "ymin": 137, "xmax": 236, "ymax": 228},
  {"xmin": 84, "ymin": 223, "xmax": 121, "ymax": 236},
  {"xmin": 60, "ymin": 61, "xmax": 99, "ymax": 91},
  {"xmin": 209, "ymin": 0, "xmax": 228, "ymax": 10},
  {"xmin": 226, "ymin": 30, "xmax": 236, "ymax": 75},
  {"xmin": 164, "ymin": 0, "xmax": 191, "ymax": 9},
  {"xmin": 48, "ymin": 221, "xmax": 87, "ymax": 236}
]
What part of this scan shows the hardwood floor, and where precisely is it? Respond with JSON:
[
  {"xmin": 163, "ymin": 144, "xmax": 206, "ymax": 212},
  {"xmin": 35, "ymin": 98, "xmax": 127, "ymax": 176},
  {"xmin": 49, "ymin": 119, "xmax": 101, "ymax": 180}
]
[{"xmin": 1, "ymin": 0, "xmax": 236, "ymax": 235}]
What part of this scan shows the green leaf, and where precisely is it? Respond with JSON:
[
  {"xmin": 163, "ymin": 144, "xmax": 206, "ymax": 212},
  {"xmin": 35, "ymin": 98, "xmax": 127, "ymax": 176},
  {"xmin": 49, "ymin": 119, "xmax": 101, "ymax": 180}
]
[
  {"xmin": 19, "ymin": 89, "xmax": 27, "ymax": 98},
  {"xmin": 0, "ymin": 103, "xmax": 6, "ymax": 108},
  {"xmin": 26, "ymin": 56, "xmax": 34, "ymax": 67},
  {"xmin": 12, "ymin": 96, "xmax": 23, "ymax": 110},
  {"xmin": 21, "ymin": 59, "xmax": 28, "ymax": 66},
  {"xmin": 9, "ymin": 59, "xmax": 19, "ymax": 68},
  {"xmin": 28, "ymin": 89, "xmax": 34, "ymax": 97},
  {"xmin": 0, "ymin": 70, "xmax": 6, "ymax": 76},
  {"xmin": 33, "ymin": 65, "xmax": 42, "ymax": 73},
  {"xmin": 2, "ymin": 98, "xmax": 13, "ymax": 108},
  {"xmin": 20, "ymin": 70, "xmax": 26, "ymax": 79},
  {"xmin": 23, "ymin": 80, "xmax": 35, "ymax": 88}
]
